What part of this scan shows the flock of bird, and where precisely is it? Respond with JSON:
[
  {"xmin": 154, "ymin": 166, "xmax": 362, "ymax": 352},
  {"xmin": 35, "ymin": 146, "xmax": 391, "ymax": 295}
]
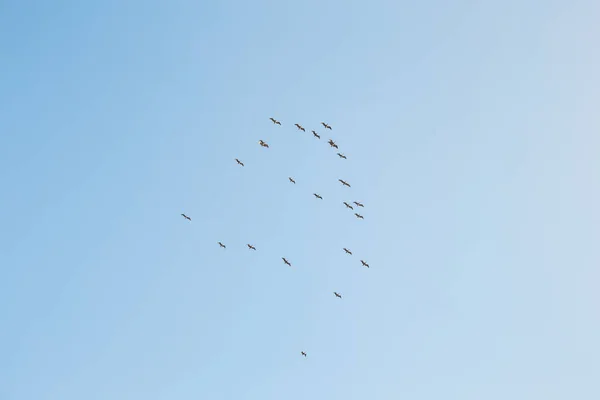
[{"xmin": 181, "ymin": 118, "xmax": 369, "ymax": 359}]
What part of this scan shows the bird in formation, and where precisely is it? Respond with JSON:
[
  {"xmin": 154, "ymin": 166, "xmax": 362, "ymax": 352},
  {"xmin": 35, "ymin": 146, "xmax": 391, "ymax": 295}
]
[
  {"xmin": 313, "ymin": 193, "xmax": 323, "ymax": 200},
  {"xmin": 361, "ymin": 260, "xmax": 370, "ymax": 268},
  {"xmin": 321, "ymin": 122, "xmax": 332, "ymax": 130},
  {"xmin": 289, "ymin": 177, "xmax": 296, "ymax": 184},
  {"xmin": 337, "ymin": 153, "xmax": 347, "ymax": 159},
  {"xmin": 218, "ymin": 242, "xmax": 226, "ymax": 248},
  {"xmin": 235, "ymin": 158, "xmax": 244, "ymax": 166},
  {"xmin": 354, "ymin": 213, "xmax": 364, "ymax": 219},
  {"xmin": 259, "ymin": 140, "xmax": 269, "ymax": 148},
  {"xmin": 295, "ymin": 123, "xmax": 305, "ymax": 132},
  {"xmin": 301, "ymin": 351, "xmax": 307, "ymax": 357},
  {"xmin": 343, "ymin": 202, "xmax": 354, "ymax": 210},
  {"xmin": 343, "ymin": 248, "xmax": 352, "ymax": 255},
  {"xmin": 282, "ymin": 257, "xmax": 292, "ymax": 266},
  {"xmin": 311, "ymin": 130, "xmax": 320, "ymax": 139},
  {"xmin": 269, "ymin": 117, "xmax": 281, "ymax": 125},
  {"xmin": 181, "ymin": 213, "xmax": 191, "ymax": 221},
  {"xmin": 334, "ymin": 292, "xmax": 342, "ymax": 298},
  {"xmin": 339, "ymin": 179, "xmax": 351, "ymax": 187},
  {"xmin": 328, "ymin": 139, "xmax": 338, "ymax": 149},
  {"xmin": 247, "ymin": 244, "xmax": 257, "ymax": 251},
  {"xmin": 353, "ymin": 201, "xmax": 364, "ymax": 208}
]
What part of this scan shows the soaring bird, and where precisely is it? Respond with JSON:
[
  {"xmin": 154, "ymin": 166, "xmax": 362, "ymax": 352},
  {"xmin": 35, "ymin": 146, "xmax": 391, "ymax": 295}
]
[
  {"xmin": 343, "ymin": 248, "xmax": 352, "ymax": 255},
  {"xmin": 218, "ymin": 242, "xmax": 226, "ymax": 248},
  {"xmin": 339, "ymin": 179, "xmax": 351, "ymax": 187},
  {"xmin": 282, "ymin": 257, "xmax": 292, "ymax": 266},
  {"xmin": 354, "ymin": 213, "xmax": 364, "ymax": 219},
  {"xmin": 361, "ymin": 260, "xmax": 370, "ymax": 268},
  {"xmin": 247, "ymin": 244, "xmax": 256, "ymax": 251},
  {"xmin": 181, "ymin": 213, "xmax": 191, "ymax": 221},
  {"xmin": 334, "ymin": 292, "xmax": 342, "ymax": 298},
  {"xmin": 321, "ymin": 122, "xmax": 332, "ymax": 130},
  {"xmin": 269, "ymin": 117, "xmax": 281, "ymax": 125},
  {"xmin": 337, "ymin": 153, "xmax": 347, "ymax": 159},
  {"xmin": 295, "ymin": 123, "xmax": 305, "ymax": 132},
  {"xmin": 313, "ymin": 193, "xmax": 323, "ymax": 200},
  {"xmin": 343, "ymin": 202, "xmax": 354, "ymax": 210},
  {"xmin": 289, "ymin": 177, "xmax": 296, "ymax": 184},
  {"xmin": 301, "ymin": 351, "xmax": 307, "ymax": 357},
  {"xmin": 327, "ymin": 139, "xmax": 338, "ymax": 149},
  {"xmin": 258, "ymin": 140, "xmax": 269, "ymax": 148},
  {"xmin": 235, "ymin": 158, "xmax": 244, "ymax": 166},
  {"xmin": 353, "ymin": 201, "xmax": 364, "ymax": 208},
  {"xmin": 311, "ymin": 130, "xmax": 320, "ymax": 139}
]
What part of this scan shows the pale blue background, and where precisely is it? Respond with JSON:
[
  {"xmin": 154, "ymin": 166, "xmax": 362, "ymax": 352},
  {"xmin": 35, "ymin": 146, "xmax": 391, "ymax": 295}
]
[{"xmin": 1, "ymin": 1, "xmax": 599, "ymax": 399}]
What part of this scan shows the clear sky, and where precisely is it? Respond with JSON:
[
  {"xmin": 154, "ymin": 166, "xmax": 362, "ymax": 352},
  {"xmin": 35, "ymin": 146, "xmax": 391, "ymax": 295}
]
[{"xmin": 1, "ymin": 1, "xmax": 599, "ymax": 399}]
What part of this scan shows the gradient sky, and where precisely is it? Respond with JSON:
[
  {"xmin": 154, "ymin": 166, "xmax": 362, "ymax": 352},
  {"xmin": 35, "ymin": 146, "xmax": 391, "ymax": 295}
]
[{"xmin": 1, "ymin": 1, "xmax": 599, "ymax": 399}]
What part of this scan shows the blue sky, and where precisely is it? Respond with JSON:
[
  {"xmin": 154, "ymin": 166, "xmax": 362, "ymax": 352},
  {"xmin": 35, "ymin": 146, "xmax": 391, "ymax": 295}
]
[{"xmin": 1, "ymin": 0, "xmax": 599, "ymax": 399}]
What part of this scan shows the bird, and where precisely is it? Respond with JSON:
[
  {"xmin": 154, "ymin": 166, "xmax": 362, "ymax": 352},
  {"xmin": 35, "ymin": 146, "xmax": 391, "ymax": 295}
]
[
  {"xmin": 353, "ymin": 201, "xmax": 364, "ymax": 208},
  {"xmin": 301, "ymin": 351, "xmax": 307, "ymax": 357},
  {"xmin": 269, "ymin": 117, "xmax": 281, "ymax": 125},
  {"xmin": 282, "ymin": 257, "xmax": 292, "ymax": 266},
  {"xmin": 361, "ymin": 260, "xmax": 370, "ymax": 268},
  {"xmin": 321, "ymin": 122, "xmax": 332, "ymax": 130},
  {"xmin": 334, "ymin": 292, "xmax": 342, "ymax": 298},
  {"xmin": 181, "ymin": 213, "xmax": 191, "ymax": 221},
  {"xmin": 327, "ymin": 139, "xmax": 338, "ymax": 149},
  {"xmin": 258, "ymin": 140, "xmax": 269, "ymax": 148},
  {"xmin": 289, "ymin": 177, "xmax": 296, "ymax": 184},
  {"xmin": 295, "ymin": 123, "xmax": 305, "ymax": 132},
  {"xmin": 311, "ymin": 130, "xmax": 320, "ymax": 139},
  {"xmin": 343, "ymin": 248, "xmax": 352, "ymax": 255},
  {"xmin": 337, "ymin": 153, "xmax": 347, "ymax": 159},
  {"xmin": 354, "ymin": 213, "xmax": 364, "ymax": 219},
  {"xmin": 235, "ymin": 158, "xmax": 244, "ymax": 166},
  {"xmin": 218, "ymin": 242, "xmax": 226, "ymax": 248},
  {"xmin": 247, "ymin": 244, "xmax": 256, "ymax": 251},
  {"xmin": 313, "ymin": 193, "xmax": 323, "ymax": 200},
  {"xmin": 343, "ymin": 202, "xmax": 354, "ymax": 210},
  {"xmin": 339, "ymin": 179, "xmax": 351, "ymax": 187}
]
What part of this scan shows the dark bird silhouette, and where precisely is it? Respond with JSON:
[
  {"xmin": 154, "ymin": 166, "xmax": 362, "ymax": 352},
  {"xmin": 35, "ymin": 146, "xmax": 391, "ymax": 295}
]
[
  {"xmin": 339, "ymin": 179, "xmax": 351, "ymax": 187},
  {"xmin": 313, "ymin": 193, "xmax": 323, "ymax": 200},
  {"xmin": 353, "ymin": 201, "xmax": 364, "ymax": 208},
  {"xmin": 258, "ymin": 140, "xmax": 269, "ymax": 148},
  {"xmin": 282, "ymin": 257, "xmax": 292, "ymax": 266},
  {"xmin": 337, "ymin": 153, "xmax": 347, "ymax": 159},
  {"xmin": 321, "ymin": 122, "xmax": 332, "ymax": 130},
  {"xmin": 181, "ymin": 213, "xmax": 191, "ymax": 221},
  {"xmin": 218, "ymin": 242, "xmax": 226, "ymax": 248},
  {"xmin": 311, "ymin": 130, "xmax": 320, "ymax": 139},
  {"xmin": 269, "ymin": 117, "xmax": 281, "ymax": 125},
  {"xmin": 235, "ymin": 158, "xmax": 244, "ymax": 166},
  {"xmin": 343, "ymin": 248, "xmax": 352, "ymax": 255},
  {"xmin": 247, "ymin": 244, "xmax": 256, "ymax": 250},
  {"xmin": 295, "ymin": 123, "xmax": 305, "ymax": 132},
  {"xmin": 343, "ymin": 202, "xmax": 354, "ymax": 210},
  {"xmin": 301, "ymin": 351, "xmax": 307, "ymax": 357},
  {"xmin": 354, "ymin": 213, "xmax": 364, "ymax": 219},
  {"xmin": 334, "ymin": 292, "xmax": 342, "ymax": 298},
  {"xmin": 289, "ymin": 177, "xmax": 296, "ymax": 184},
  {"xmin": 361, "ymin": 260, "xmax": 370, "ymax": 268},
  {"xmin": 327, "ymin": 139, "xmax": 338, "ymax": 149}
]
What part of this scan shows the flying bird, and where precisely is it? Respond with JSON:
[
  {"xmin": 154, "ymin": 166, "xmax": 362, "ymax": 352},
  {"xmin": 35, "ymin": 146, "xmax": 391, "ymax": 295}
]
[
  {"xmin": 321, "ymin": 122, "xmax": 332, "ymax": 130},
  {"xmin": 361, "ymin": 260, "xmax": 370, "ymax": 268},
  {"xmin": 269, "ymin": 117, "xmax": 281, "ymax": 125},
  {"xmin": 289, "ymin": 177, "xmax": 296, "ymax": 184},
  {"xmin": 327, "ymin": 139, "xmax": 338, "ymax": 149},
  {"xmin": 301, "ymin": 351, "xmax": 307, "ymax": 357},
  {"xmin": 218, "ymin": 242, "xmax": 226, "ymax": 248},
  {"xmin": 353, "ymin": 201, "xmax": 364, "ymax": 208},
  {"xmin": 337, "ymin": 153, "xmax": 347, "ymax": 159},
  {"xmin": 294, "ymin": 123, "xmax": 305, "ymax": 132},
  {"xmin": 181, "ymin": 213, "xmax": 191, "ymax": 221},
  {"xmin": 235, "ymin": 158, "xmax": 244, "ymax": 166},
  {"xmin": 343, "ymin": 248, "xmax": 352, "ymax": 255},
  {"xmin": 247, "ymin": 244, "xmax": 256, "ymax": 250},
  {"xmin": 339, "ymin": 179, "xmax": 351, "ymax": 187},
  {"xmin": 311, "ymin": 130, "xmax": 320, "ymax": 139},
  {"xmin": 313, "ymin": 193, "xmax": 323, "ymax": 200},
  {"xmin": 282, "ymin": 257, "xmax": 292, "ymax": 266},
  {"xmin": 334, "ymin": 292, "xmax": 342, "ymax": 298},
  {"xmin": 343, "ymin": 202, "xmax": 354, "ymax": 210},
  {"xmin": 354, "ymin": 213, "xmax": 364, "ymax": 219},
  {"xmin": 258, "ymin": 140, "xmax": 269, "ymax": 148}
]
